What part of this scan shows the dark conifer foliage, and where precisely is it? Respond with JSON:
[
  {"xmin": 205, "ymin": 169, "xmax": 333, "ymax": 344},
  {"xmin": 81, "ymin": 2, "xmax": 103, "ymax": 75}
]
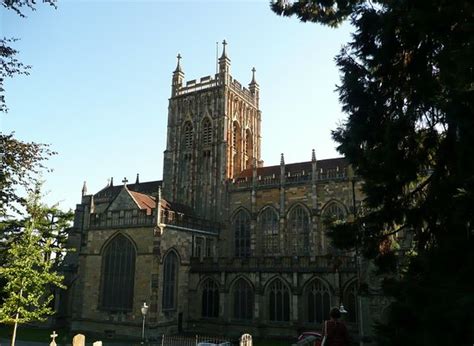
[{"xmin": 272, "ymin": 0, "xmax": 474, "ymax": 344}]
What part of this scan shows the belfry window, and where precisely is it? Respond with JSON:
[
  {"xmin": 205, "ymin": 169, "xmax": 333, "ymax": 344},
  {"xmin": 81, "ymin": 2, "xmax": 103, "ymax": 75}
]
[
  {"xmin": 163, "ymin": 251, "xmax": 179, "ymax": 310},
  {"xmin": 233, "ymin": 210, "xmax": 251, "ymax": 257},
  {"xmin": 100, "ymin": 234, "xmax": 136, "ymax": 311},
  {"xmin": 260, "ymin": 207, "xmax": 279, "ymax": 255},
  {"xmin": 288, "ymin": 205, "xmax": 310, "ymax": 255},
  {"xmin": 184, "ymin": 122, "xmax": 193, "ymax": 150},
  {"xmin": 201, "ymin": 279, "xmax": 219, "ymax": 318},
  {"xmin": 232, "ymin": 122, "xmax": 238, "ymax": 150},
  {"xmin": 307, "ymin": 280, "xmax": 331, "ymax": 323},
  {"xmin": 268, "ymin": 279, "xmax": 290, "ymax": 322},
  {"xmin": 232, "ymin": 279, "xmax": 253, "ymax": 320},
  {"xmin": 232, "ymin": 121, "xmax": 242, "ymax": 174},
  {"xmin": 202, "ymin": 118, "xmax": 212, "ymax": 146}
]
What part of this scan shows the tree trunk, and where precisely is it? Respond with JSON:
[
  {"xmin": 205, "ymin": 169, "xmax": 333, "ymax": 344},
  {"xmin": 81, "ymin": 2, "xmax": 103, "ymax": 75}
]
[
  {"xmin": 11, "ymin": 311, "xmax": 19, "ymax": 346},
  {"xmin": 11, "ymin": 288, "xmax": 23, "ymax": 346}
]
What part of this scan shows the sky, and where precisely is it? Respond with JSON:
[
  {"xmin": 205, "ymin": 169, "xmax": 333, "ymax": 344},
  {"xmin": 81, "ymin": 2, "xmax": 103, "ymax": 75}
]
[{"xmin": 1, "ymin": 0, "xmax": 353, "ymax": 212}]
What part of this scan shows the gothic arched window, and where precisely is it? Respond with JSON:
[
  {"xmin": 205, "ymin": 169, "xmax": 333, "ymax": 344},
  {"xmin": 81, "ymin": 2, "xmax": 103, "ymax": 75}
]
[
  {"xmin": 322, "ymin": 202, "xmax": 346, "ymax": 253},
  {"xmin": 201, "ymin": 279, "xmax": 219, "ymax": 318},
  {"xmin": 233, "ymin": 209, "xmax": 251, "ymax": 257},
  {"xmin": 307, "ymin": 279, "xmax": 331, "ymax": 323},
  {"xmin": 268, "ymin": 279, "xmax": 290, "ymax": 322},
  {"xmin": 343, "ymin": 281, "xmax": 358, "ymax": 323},
  {"xmin": 202, "ymin": 118, "xmax": 212, "ymax": 146},
  {"xmin": 288, "ymin": 205, "xmax": 310, "ymax": 255},
  {"xmin": 323, "ymin": 202, "xmax": 346, "ymax": 222},
  {"xmin": 163, "ymin": 251, "xmax": 179, "ymax": 310},
  {"xmin": 183, "ymin": 121, "xmax": 193, "ymax": 150},
  {"xmin": 232, "ymin": 279, "xmax": 253, "ymax": 320},
  {"xmin": 260, "ymin": 207, "xmax": 279, "ymax": 255},
  {"xmin": 101, "ymin": 234, "xmax": 136, "ymax": 311}
]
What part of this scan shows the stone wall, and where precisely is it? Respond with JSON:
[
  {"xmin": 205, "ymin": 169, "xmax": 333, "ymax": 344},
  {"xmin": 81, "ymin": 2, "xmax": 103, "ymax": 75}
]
[{"xmin": 71, "ymin": 226, "xmax": 155, "ymax": 336}]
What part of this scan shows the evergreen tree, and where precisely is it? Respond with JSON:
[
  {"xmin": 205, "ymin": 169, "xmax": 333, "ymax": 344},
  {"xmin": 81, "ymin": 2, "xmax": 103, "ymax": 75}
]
[
  {"xmin": 0, "ymin": 189, "xmax": 69, "ymax": 346},
  {"xmin": 272, "ymin": 0, "xmax": 474, "ymax": 345}
]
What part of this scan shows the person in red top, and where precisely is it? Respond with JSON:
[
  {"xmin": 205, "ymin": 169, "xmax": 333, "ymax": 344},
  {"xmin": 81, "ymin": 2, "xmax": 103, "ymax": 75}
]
[{"xmin": 321, "ymin": 307, "xmax": 351, "ymax": 346}]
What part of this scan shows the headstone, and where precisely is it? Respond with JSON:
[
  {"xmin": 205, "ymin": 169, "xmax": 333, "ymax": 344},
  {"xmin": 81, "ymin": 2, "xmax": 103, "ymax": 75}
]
[
  {"xmin": 50, "ymin": 331, "xmax": 58, "ymax": 346},
  {"xmin": 72, "ymin": 334, "xmax": 85, "ymax": 346},
  {"xmin": 240, "ymin": 333, "xmax": 252, "ymax": 346},
  {"xmin": 92, "ymin": 342, "xmax": 102, "ymax": 346}
]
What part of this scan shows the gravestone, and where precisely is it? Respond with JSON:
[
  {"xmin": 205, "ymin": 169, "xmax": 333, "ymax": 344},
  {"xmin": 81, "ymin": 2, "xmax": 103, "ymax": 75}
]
[
  {"xmin": 49, "ymin": 331, "xmax": 58, "ymax": 346},
  {"xmin": 72, "ymin": 334, "xmax": 85, "ymax": 346},
  {"xmin": 240, "ymin": 333, "xmax": 252, "ymax": 346},
  {"xmin": 92, "ymin": 342, "xmax": 102, "ymax": 346}
]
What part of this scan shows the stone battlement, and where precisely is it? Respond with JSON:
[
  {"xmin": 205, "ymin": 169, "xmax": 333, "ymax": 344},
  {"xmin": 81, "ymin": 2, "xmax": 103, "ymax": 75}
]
[
  {"xmin": 174, "ymin": 73, "xmax": 257, "ymax": 105},
  {"xmin": 229, "ymin": 164, "xmax": 348, "ymax": 191},
  {"xmin": 176, "ymin": 74, "xmax": 219, "ymax": 96}
]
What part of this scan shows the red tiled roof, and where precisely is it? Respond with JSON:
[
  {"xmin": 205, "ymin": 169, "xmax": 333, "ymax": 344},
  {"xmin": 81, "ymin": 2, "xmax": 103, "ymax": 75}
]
[{"xmin": 128, "ymin": 190, "xmax": 156, "ymax": 215}]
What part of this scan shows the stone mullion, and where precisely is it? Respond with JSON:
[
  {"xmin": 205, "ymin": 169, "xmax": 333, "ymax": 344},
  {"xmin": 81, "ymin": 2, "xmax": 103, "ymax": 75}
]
[{"xmin": 291, "ymin": 272, "xmax": 299, "ymax": 322}]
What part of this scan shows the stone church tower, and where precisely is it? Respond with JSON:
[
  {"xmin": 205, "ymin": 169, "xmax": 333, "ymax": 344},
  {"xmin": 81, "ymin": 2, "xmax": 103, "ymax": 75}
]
[{"xmin": 162, "ymin": 41, "xmax": 262, "ymax": 220}]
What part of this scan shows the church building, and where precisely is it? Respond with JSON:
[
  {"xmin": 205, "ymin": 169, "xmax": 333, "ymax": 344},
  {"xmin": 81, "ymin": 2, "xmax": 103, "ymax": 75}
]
[{"xmin": 64, "ymin": 41, "xmax": 364, "ymax": 340}]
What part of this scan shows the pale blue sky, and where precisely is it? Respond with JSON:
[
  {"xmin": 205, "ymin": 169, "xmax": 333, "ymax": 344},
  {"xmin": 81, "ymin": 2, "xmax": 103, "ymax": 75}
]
[{"xmin": 1, "ymin": 0, "xmax": 352, "ymax": 211}]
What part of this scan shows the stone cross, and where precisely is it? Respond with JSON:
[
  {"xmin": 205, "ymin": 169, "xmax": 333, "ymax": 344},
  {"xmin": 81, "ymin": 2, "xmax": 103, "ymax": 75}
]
[
  {"xmin": 177, "ymin": 53, "xmax": 182, "ymax": 63},
  {"xmin": 49, "ymin": 331, "xmax": 58, "ymax": 346},
  {"xmin": 72, "ymin": 333, "xmax": 85, "ymax": 346},
  {"xmin": 122, "ymin": 177, "xmax": 128, "ymax": 185}
]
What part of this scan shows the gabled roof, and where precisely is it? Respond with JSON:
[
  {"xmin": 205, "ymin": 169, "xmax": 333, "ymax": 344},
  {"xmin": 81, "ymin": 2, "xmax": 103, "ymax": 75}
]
[{"xmin": 94, "ymin": 180, "xmax": 162, "ymax": 201}]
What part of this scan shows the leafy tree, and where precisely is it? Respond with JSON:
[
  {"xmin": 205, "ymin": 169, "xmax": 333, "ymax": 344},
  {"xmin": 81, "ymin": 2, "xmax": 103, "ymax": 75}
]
[
  {"xmin": 0, "ymin": 188, "xmax": 69, "ymax": 346},
  {"xmin": 272, "ymin": 0, "xmax": 474, "ymax": 345},
  {"xmin": 0, "ymin": 133, "xmax": 56, "ymax": 217}
]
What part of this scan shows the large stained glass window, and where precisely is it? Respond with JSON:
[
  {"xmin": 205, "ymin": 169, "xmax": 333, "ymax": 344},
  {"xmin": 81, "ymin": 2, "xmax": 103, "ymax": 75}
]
[{"xmin": 101, "ymin": 234, "xmax": 136, "ymax": 311}]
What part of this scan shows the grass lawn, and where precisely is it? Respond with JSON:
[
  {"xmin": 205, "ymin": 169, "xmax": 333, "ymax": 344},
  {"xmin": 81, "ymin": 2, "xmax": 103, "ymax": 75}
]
[
  {"xmin": 0, "ymin": 326, "xmax": 122, "ymax": 344},
  {"xmin": 0, "ymin": 326, "xmax": 294, "ymax": 345},
  {"xmin": 0, "ymin": 326, "xmax": 70, "ymax": 343}
]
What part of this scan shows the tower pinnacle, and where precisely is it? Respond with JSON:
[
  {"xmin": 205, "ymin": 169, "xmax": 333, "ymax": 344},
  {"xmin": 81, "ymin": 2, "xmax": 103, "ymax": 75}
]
[
  {"xmin": 250, "ymin": 67, "xmax": 257, "ymax": 84},
  {"xmin": 218, "ymin": 39, "xmax": 231, "ymax": 77},
  {"xmin": 249, "ymin": 66, "xmax": 259, "ymax": 104},
  {"xmin": 82, "ymin": 181, "xmax": 87, "ymax": 196},
  {"xmin": 174, "ymin": 53, "xmax": 183, "ymax": 73},
  {"xmin": 172, "ymin": 53, "xmax": 185, "ymax": 96},
  {"xmin": 221, "ymin": 40, "xmax": 228, "ymax": 59}
]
